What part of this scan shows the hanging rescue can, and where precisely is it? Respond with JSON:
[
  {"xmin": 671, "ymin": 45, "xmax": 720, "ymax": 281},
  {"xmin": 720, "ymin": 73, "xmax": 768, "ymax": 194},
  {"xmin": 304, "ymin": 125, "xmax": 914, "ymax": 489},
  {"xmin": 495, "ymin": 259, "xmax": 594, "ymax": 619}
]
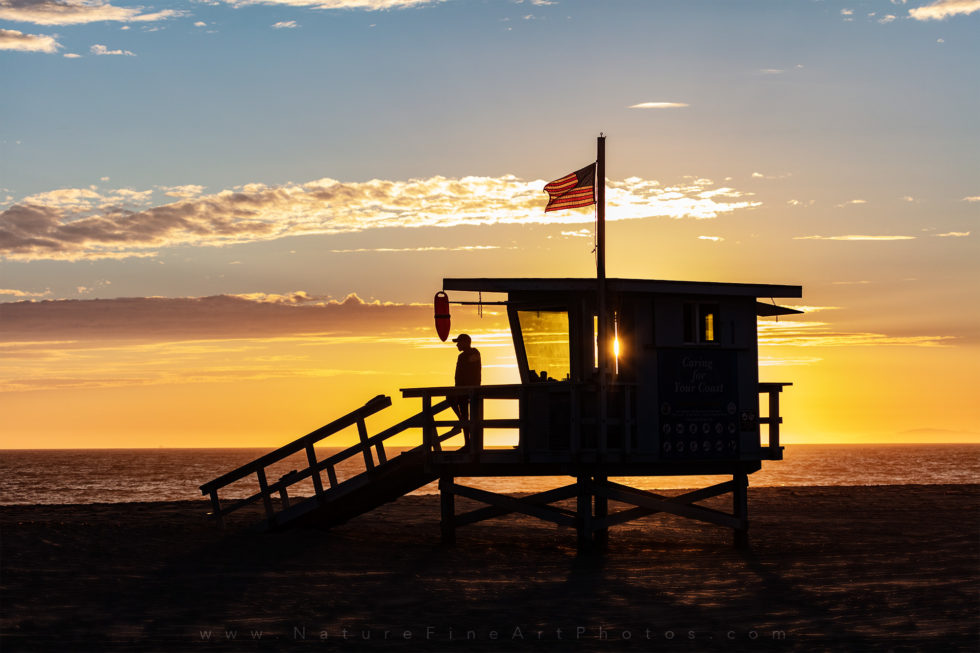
[{"xmin": 434, "ymin": 291, "xmax": 451, "ymax": 341}]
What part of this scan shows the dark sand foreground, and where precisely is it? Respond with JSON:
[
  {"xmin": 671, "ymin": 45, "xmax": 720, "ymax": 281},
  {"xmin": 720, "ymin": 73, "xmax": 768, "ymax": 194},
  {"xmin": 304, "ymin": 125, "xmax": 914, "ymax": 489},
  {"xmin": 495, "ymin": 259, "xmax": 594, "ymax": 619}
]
[{"xmin": 2, "ymin": 485, "xmax": 978, "ymax": 651}]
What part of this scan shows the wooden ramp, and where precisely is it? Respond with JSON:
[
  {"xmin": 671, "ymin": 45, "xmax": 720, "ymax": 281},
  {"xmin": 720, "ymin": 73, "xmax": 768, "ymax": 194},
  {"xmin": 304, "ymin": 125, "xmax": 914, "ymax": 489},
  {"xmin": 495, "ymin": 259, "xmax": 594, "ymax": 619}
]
[
  {"xmin": 199, "ymin": 394, "xmax": 460, "ymax": 532},
  {"xmin": 272, "ymin": 445, "xmax": 435, "ymax": 530}
]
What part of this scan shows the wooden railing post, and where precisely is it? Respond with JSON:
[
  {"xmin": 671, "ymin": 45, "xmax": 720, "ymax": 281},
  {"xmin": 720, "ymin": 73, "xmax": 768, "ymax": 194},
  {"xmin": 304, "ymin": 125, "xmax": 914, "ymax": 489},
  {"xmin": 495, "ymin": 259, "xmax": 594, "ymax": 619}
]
[
  {"xmin": 570, "ymin": 384, "xmax": 581, "ymax": 454},
  {"xmin": 768, "ymin": 388, "xmax": 781, "ymax": 451},
  {"xmin": 306, "ymin": 443, "xmax": 324, "ymax": 498},
  {"xmin": 470, "ymin": 388, "xmax": 483, "ymax": 461},
  {"xmin": 423, "ymin": 395, "xmax": 435, "ymax": 454},
  {"xmin": 357, "ymin": 418, "xmax": 374, "ymax": 470},
  {"xmin": 256, "ymin": 468, "xmax": 275, "ymax": 522}
]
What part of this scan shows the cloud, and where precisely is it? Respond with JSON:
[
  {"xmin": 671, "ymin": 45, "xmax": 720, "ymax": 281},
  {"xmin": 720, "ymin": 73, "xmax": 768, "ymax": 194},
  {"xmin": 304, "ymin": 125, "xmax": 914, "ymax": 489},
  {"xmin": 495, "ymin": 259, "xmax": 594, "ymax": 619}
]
[
  {"xmin": 878, "ymin": 13, "xmax": 898, "ymax": 22},
  {"xmin": 328, "ymin": 245, "xmax": 500, "ymax": 253},
  {"xmin": 0, "ymin": 288, "xmax": 50, "ymax": 298},
  {"xmin": 0, "ymin": 27, "xmax": 60, "ymax": 52},
  {"xmin": 836, "ymin": 199, "xmax": 867, "ymax": 207},
  {"xmin": 758, "ymin": 320, "xmax": 955, "ymax": 348},
  {"xmin": 841, "ymin": 8, "xmax": 854, "ymax": 14},
  {"xmin": 752, "ymin": 171, "xmax": 791, "ymax": 180},
  {"xmin": 1, "ymin": 174, "xmax": 760, "ymax": 261},
  {"xmin": 271, "ymin": 20, "xmax": 297, "ymax": 28},
  {"xmin": 0, "ymin": 293, "xmax": 436, "ymax": 342},
  {"xmin": 759, "ymin": 68, "xmax": 784, "ymax": 75},
  {"xmin": 909, "ymin": 0, "xmax": 980, "ymax": 20},
  {"xmin": 794, "ymin": 235, "xmax": 916, "ymax": 241},
  {"xmin": 628, "ymin": 102, "xmax": 689, "ymax": 109},
  {"xmin": 220, "ymin": 0, "xmax": 447, "ymax": 10},
  {"xmin": 963, "ymin": 196, "xmax": 980, "ymax": 202},
  {"xmin": 934, "ymin": 231, "xmax": 970, "ymax": 237},
  {"xmin": 62, "ymin": 51, "xmax": 79, "ymax": 57},
  {"xmin": 0, "ymin": 1, "xmax": 183, "ymax": 26},
  {"xmin": 90, "ymin": 43, "xmax": 135, "ymax": 56},
  {"xmin": 158, "ymin": 184, "xmax": 205, "ymax": 199},
  {"xmin": 697, "ymin": 235, "xmax": 723, "ymax": 242}
]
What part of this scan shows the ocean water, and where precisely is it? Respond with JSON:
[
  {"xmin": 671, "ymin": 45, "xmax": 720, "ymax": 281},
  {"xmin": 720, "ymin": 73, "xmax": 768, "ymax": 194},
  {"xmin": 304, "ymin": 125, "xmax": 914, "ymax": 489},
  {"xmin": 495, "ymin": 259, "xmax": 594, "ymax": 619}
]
[{"xmin": 1, "ymin": 445, "xmax": 978, "ymax": 506}]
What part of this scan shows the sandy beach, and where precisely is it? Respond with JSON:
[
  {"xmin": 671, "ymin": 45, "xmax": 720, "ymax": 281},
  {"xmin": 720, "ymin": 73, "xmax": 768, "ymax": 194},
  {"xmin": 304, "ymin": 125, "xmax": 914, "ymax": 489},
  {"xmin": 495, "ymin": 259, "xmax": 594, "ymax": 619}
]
[{"xmin": 2, "ymin": 484, "xmax": 977, "ymax": 651}]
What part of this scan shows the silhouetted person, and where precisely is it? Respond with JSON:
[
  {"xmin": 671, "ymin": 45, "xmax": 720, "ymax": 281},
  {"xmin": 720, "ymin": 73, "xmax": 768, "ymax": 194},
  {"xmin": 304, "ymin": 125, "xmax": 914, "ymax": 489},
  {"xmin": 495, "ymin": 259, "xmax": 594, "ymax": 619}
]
[{"xmin": 451, "ymin": 333, "xmax": 481, "ymax": 448}]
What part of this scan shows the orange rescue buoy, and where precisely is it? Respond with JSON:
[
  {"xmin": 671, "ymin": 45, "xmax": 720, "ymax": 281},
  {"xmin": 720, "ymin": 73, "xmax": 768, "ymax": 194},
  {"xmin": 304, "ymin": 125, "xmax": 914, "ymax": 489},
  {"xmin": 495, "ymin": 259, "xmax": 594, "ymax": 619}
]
[{"xmin": 434, "ymin": 291, "xmax": 451, "ymax": 341}]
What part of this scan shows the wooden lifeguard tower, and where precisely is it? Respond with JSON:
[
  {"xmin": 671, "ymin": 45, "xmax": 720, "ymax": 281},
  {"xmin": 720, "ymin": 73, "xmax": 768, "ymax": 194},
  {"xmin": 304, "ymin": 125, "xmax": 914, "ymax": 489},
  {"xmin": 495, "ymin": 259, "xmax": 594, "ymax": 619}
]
[
  {"xmin": 200, "ymin": 137, "xmax": 802, "ymax": 551},
  {"xmin": 200, "ymin": 276, "xmax": 801, "ymax": 550}
]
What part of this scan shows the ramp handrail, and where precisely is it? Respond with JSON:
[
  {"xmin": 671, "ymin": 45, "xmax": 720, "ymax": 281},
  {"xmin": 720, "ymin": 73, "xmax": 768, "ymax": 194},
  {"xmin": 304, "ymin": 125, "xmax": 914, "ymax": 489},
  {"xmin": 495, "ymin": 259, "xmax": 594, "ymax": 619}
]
[
  {"xmin": 201, "ymin": 394, "xmax": 465, "ymax": 525},
  {"xmin": 200, "ymin": 394, "xmax": 391, "ymax": 495}
]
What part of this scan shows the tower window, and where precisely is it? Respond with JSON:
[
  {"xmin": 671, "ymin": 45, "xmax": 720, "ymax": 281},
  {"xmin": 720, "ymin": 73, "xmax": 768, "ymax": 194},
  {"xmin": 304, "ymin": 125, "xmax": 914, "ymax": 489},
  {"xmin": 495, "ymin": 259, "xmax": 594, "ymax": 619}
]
[{"xmin": 684, "ymin": 303, "xmax": 720, "ymax": 344}]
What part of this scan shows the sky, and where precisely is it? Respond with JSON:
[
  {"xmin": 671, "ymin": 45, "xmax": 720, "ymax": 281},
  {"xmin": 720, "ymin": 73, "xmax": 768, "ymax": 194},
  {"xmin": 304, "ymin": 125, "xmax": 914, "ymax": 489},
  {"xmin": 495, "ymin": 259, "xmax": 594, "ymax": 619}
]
[{"xmin": 1, "ymin": 0, "xmax": 978, "ymax": 448}]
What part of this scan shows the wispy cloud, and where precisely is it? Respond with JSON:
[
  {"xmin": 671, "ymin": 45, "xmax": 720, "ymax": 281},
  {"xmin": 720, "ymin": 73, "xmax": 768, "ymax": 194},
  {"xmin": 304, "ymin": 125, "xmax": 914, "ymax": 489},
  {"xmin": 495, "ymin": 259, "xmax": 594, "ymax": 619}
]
[
  {"xmin": 628, "ymin": 102, "xmax": 689, "ymax": 109},
  {"xmin": 963, "ymin": 196, "xmax": 980, "ymax": 202},
  {"xmin": 697, "ymin": 235, "xmax": 723, "ymax": 242},
  {"xmin": 90, "ymin": 43, "xmax": 135, "ymax": 56},
  {"xmin": 327, "ymin": 245, "xmax": 501, "ymax": 253},
  {"xmin": 0, "ymin": 292, "xmax": 443, "ymax": 342},
  {"xmin": 836, "ymin": 198, "xmax": 867, "ymax": 207},
  {"xmin": 794, "ymin": 235, "xmax": 916, "ymax": 241},
  {"xmin": 0, "ymin": 293, "xmax": 512, "ymax": 392},
  {"xmin": 158, "ymin": 184, "xmax": 205, "ymax": 199},
  {"xmin": 1, "ymin": 174, "xmax": 760, "ymax": 261},
  {"xmin": 221, "ymin": 0, "xmax": 447, "ymax": 10},
  {"xmin": 0, "ymin": 1, "xmax": 183, "ymax": 26},
  {"xmin": 758, "ymin": 320, "xmax": 955, "ymax": 348},
  {"xmin": 271, "ymin": 20, "xmax": 297, "ymax": 28},
  {"xmin": 934, "ymin": 231, "xmax": 970, "ymax": 237},
  {"xmin": 0, "ymin": 27, "xmax": 60, "ymax": 52},
  {"xmin": 909, "ymin": 0, "xmax": 980, "ymax": 20},
  {"xmin": 0, "ymin": 288, "xmax": 50, "ymax": 298}
]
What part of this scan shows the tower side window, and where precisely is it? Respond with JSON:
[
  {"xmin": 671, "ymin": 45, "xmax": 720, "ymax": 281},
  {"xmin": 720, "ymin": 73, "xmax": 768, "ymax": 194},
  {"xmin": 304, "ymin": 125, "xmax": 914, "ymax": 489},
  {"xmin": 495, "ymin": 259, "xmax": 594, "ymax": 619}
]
[{"xmin": 683, "ymin": 303, "xmax": 720, "ymax": 344}]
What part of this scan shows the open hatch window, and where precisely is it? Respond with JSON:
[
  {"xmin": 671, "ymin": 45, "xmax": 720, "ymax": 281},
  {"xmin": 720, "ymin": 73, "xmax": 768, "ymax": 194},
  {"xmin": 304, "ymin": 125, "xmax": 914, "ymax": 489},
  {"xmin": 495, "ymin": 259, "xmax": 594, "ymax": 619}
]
[{"xmin": 517, "ymin": 310, "xmax": 571, "ymax": 382}]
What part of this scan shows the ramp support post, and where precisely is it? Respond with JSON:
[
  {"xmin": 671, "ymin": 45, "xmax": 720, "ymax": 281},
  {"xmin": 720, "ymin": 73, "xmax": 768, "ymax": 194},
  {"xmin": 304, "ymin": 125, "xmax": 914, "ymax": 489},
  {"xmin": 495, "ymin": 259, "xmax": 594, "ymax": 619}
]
[
  {"xmin": 594, "ymin": 474, "xmax": 608, "ymax": 550},
  {"xmin": 440, "ymin": 474, "xmax": 456, "ymax": 545},
  {"xmin": 733, "ymin": 466, "xmax": 749, "ymax": 549},
  {"xmin": 576, "ymin": 474, "xmax": 593, "ymax": 554}
]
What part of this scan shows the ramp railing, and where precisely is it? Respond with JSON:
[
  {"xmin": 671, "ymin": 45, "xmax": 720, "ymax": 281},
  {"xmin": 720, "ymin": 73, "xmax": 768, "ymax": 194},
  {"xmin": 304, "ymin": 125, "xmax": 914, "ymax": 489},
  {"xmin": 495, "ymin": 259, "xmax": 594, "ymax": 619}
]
[{"xmin": 199, "ymin": 394, "xmax": 457, "ymax": 526}]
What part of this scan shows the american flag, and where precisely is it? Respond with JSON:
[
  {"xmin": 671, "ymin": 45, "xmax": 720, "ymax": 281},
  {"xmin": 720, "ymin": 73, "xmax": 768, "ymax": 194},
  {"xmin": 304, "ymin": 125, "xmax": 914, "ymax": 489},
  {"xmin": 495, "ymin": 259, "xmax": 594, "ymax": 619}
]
[{"xmin": 543, "ymin": 163, "xmax": 596, "ymax": 212}]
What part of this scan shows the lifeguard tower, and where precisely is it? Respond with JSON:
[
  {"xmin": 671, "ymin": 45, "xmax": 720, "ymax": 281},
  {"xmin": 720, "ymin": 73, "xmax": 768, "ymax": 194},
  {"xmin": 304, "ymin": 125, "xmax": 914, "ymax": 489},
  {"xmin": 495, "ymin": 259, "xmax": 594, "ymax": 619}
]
[{"xmin": 200, "ymin": 137, "xmax": 802, "ymax": 550}]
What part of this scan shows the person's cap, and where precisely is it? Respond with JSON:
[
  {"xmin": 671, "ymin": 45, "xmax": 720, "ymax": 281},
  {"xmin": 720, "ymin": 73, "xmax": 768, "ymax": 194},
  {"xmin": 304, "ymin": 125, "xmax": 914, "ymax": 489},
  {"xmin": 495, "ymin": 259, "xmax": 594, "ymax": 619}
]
[{"xmin": 451, "ymin": 333, "xmax": 471, "ymax": 343}]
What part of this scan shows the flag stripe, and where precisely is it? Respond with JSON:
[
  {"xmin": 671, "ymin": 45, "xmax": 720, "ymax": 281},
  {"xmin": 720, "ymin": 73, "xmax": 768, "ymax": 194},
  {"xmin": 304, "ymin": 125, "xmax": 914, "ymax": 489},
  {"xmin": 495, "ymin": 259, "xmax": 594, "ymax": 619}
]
[{"xmin": 543, "ymin": 163, "xmax": 596, "ymax": 212}]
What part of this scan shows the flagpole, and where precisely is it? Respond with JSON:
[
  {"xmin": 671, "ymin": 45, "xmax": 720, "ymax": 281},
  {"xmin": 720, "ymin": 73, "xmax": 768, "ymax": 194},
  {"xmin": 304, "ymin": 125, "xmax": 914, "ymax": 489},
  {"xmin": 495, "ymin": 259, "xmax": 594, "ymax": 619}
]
[{"xmin": 596, "ymin": 134, "xmax": 608, "ymax": 455}]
